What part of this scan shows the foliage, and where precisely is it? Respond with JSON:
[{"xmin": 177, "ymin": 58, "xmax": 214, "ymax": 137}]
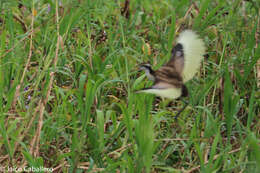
[{"xmin": 0, "ymin": 0, "xmax": 259, "ymax": 172}]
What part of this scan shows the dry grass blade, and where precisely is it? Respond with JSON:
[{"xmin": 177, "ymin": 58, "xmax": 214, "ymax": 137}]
[
  {"xmin": 256, "ymin": 12, "xmax": 260, "ymax": 88},
  {"xmin": 186, "ymin": 148, "xmax": 241, "ymax": 173},
  {"xmin": 11, "ymin": 7, "xmax": 35, "ymax": 109},
  {"xmin": 28, "ymin": 0, "xmax": 61, "ymax": 158}
]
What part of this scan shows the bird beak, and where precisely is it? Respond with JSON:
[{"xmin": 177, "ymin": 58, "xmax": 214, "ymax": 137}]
[
  {"xmin": 133, "ymin": 65, "xmax": 142, "ymax": 72},
  {"xmin": 138, "ymin": 65, "xmax": 145, "ymax": 72}
]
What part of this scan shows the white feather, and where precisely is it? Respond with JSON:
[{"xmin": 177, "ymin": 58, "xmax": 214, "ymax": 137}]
[
  {"xmin": 177, "ymin": 30, "xmax": 206, "ymax": 82},
  {"xmin": 137, "ymin": 88, "xmax": 182, "ymax": 99}
]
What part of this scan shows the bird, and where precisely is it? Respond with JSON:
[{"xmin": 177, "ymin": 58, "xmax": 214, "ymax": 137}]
[{"xmin": 137, "ymin": 30, "xmax": 206, "ymax": 100}]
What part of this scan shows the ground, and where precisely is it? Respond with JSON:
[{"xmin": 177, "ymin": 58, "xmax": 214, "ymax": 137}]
[{"xmin": 0, "ymin": 0, "xmax": 259, "ymax": 172}]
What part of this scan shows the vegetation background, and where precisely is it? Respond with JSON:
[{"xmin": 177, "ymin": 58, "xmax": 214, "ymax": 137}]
[{"xmin": 0, "ymin": 0, "xmax": 259, "ymax": 172}]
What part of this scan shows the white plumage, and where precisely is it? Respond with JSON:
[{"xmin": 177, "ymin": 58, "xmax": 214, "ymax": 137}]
[
  {"xmin": 138, "ymin": 88, "xmax": 182, "ymax": 99},
  {"xmin": 177, "ymin": 30, "xmax": 206, "ymax": 82}
]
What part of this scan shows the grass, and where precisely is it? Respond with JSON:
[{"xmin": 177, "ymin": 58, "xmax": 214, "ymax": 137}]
[{"xmin": 0, "ymin": 0, "xmax": 259, "ymax": 172}]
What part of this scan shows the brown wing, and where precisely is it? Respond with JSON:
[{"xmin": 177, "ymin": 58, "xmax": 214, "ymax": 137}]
[
  {"xmin": 164, "ymin": 43, "xmax": 185, "ymax": 75},
  {"xmin": 153, "ymin": 65, "xmax": 183, "ymax": 89},
  {"xmin": 152, "ymin": 43, "xmax": 185, "ymax": 89}
]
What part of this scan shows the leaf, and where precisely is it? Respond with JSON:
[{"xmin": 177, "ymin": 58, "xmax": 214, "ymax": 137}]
[{"xmin": 96, "ymin": 109, "xmax": 105, "ymax": 151}]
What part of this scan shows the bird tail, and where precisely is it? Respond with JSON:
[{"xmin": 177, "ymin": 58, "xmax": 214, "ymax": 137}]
[{"xmin": 177, "ymin": 30, "xmax": 206, "ymax": 82}]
